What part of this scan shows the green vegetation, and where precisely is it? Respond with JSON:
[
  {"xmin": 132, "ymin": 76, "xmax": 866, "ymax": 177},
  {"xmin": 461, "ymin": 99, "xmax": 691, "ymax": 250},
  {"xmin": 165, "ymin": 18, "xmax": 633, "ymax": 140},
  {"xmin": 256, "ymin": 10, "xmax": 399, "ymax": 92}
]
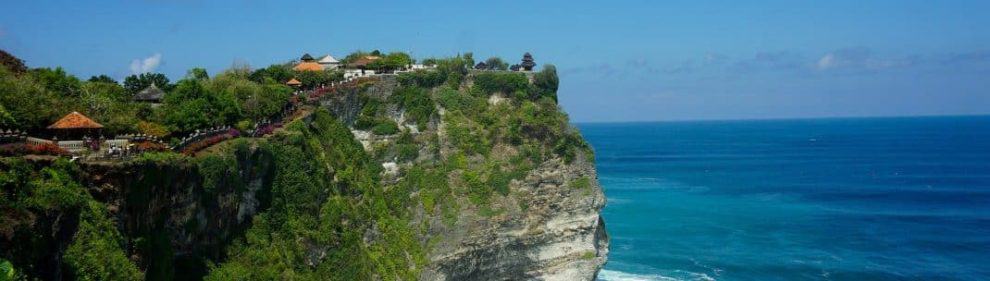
[
  {"xmin": 581, "ymin": 251, "xmax": 596, "ymax": 260},
  {"xmin": 372, "ymin": 120, "xmax": 401, "ymax": 135},
  {"xmin": 472, "ymin": 71, "xmax": 529, "ymax": 94},
  {"xmin": 0, "ymin": 51, "xmax": 297, "ymax": 138},
  {"xmin": 65, "ymin": 200, "xmax": 145, "ymax": 281},
  {"xmin": 124, "ymin": 72, "xmax": 172, "ymax": 94},
  {"xmin": 484, "ymin": 57, "xmax": 510, "ymax": 70},
  {"xmin": 206, "ymin": 109, "xmax": 424, "ymax": 280},
  {"xmin": 0, "ymin": 51, "xmax": 592, "ymax": 280},
  {"xmin": 569, "ymin": 176, "xmax": 592, "ymax": 189},
  {"xmin": 0, "ymin": 258, "xmax": 13, "ymax": 281},
  {"xmin": 390, "ymin": 86, "xmax": 436, "ymax": 130},
  {"xmin": 397, "ymin": 70, "xmax": 446, "ymax": 88},
  {"xmin": 0, "ymin": 158, "xmax": 142, "ymax": 280}
]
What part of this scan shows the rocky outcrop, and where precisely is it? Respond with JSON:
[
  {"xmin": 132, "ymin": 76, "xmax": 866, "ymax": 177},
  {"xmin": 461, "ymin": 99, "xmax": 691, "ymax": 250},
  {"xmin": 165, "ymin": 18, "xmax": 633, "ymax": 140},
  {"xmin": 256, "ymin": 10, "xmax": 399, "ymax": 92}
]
[
  {"xmin": 322, "ymin": 75, "xmax": 610, "ymax": 280},
  {"xmin": 420, "ymin": 156, "xmax": 608, "ymax": 281},
  {"xmin": 78, "ymin": 146, "xmax": 276, "ymax": 280}
]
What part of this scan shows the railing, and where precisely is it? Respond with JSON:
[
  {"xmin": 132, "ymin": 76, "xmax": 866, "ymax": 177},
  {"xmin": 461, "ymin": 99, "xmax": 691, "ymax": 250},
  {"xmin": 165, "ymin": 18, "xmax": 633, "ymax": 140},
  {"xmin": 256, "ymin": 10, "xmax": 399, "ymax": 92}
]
[
  {"xmin": 171, "ymin": 126, "xmax": 235, "ymax": 151},
  {"xmin": 0, "ymin": 129, "xmax": 28, "ymax": 144},
  {"xmin": 57, "ymin": 140, "xmax": 86, "ymax": 154}
]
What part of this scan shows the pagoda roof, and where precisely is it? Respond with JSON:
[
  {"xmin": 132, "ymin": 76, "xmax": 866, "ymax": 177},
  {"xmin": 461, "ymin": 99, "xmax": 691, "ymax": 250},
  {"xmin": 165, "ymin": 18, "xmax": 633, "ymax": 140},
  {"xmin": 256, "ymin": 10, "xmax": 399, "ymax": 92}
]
[
  {"xmin": 301, "ymin": 53, "xmax": 315, "ymax": 61},
  {"xmin": 48, "ymin": 112, "xmax": 104, "ymax": 130},
  {"xmin": 286, "ymin": 78, "xmax": 302, "ymax": 85}
]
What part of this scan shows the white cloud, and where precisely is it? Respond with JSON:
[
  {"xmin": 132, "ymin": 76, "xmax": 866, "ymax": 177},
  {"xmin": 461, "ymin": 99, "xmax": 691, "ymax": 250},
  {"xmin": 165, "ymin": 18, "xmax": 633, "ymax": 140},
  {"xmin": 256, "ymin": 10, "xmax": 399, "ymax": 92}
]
[
  {"xmin": 816, "ymin": 53, "xmax": 837, "ymax": 70},
  {"xmin": 815, "ymin": 47, "xmax": 914, "ymax": 71},
  {"xmin": 130, "ymin": 53, "xmax": 163, "ymax": 74}
]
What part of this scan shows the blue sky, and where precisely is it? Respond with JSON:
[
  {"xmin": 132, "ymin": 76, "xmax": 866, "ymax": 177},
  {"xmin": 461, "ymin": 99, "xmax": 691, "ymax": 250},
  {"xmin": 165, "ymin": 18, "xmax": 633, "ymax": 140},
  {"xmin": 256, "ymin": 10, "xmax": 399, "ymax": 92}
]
[{"xmin": 2, "ymin": 0, "xmax": 988, "ymax": 122}]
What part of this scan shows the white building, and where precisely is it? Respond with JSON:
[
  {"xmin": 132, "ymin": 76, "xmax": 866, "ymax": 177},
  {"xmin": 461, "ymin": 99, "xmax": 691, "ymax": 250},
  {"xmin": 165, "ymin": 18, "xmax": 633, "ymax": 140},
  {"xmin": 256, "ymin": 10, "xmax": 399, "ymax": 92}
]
[
  {"xmin": 344, "ymin": 69, "xmax": 376, "ymax": 79},
  {"xmin": 318, "ymin": 54, "xmax": 340, "ymax": 69}
]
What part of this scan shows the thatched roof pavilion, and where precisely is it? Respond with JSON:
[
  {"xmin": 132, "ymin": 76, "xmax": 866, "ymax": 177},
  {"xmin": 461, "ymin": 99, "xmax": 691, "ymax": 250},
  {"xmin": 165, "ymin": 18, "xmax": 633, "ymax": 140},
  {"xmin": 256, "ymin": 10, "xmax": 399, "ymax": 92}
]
[
  {"xmin": 48, "ymin": 112, "xmax": 103, "ymax": 130},
  {"xmin": 286, "ymin": 78, "xmax": 302, "ymax": 86}
]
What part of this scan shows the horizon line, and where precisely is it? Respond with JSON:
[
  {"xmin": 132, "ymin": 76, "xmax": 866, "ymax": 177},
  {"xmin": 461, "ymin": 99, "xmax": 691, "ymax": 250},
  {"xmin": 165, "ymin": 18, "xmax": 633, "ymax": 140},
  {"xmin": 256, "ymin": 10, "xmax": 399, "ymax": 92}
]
[{"xmin": 572, "ymin": 113, "xmax": 990, "ymax": 125}]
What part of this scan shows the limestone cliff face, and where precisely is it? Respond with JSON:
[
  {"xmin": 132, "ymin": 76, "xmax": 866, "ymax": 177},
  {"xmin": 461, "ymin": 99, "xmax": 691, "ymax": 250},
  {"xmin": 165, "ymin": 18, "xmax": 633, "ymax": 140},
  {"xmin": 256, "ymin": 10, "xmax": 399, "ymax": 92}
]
[
  {"xmin": 419, "ymin": 157, "xmax": 608, "ymax": 281},
  {"xmin": 2, "ymin": 75, "xmax": 609, "ymax": 280},
  {"xmin": 79, "ymin": 148, "xmax": 275, "ymax": 279},
  {"xmin": 332, "ymin": 76, "xmax": 610, "ymax": 280}
]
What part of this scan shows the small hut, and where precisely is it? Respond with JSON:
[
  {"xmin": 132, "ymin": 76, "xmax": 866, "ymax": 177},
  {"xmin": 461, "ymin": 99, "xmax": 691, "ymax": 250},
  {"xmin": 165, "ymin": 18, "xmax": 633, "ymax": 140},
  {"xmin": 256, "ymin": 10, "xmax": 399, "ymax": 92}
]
[
  {"xmin": 520, "ymin": 52, "xmax": 536, "ymax": 71},
  {"xmin": 48, "ymin": 112, "xmax": 103, "ymax": 139},
  {"xmin": 286, "ymin": 78, "xmax": 302, "ymax": 87},
  {"xmin": 133, "ymin": 83, "xmax": 165, "ymax": 106},
  {"xmin": 294, "ymin": 53, "xmax": 323, "ymax": 72}
]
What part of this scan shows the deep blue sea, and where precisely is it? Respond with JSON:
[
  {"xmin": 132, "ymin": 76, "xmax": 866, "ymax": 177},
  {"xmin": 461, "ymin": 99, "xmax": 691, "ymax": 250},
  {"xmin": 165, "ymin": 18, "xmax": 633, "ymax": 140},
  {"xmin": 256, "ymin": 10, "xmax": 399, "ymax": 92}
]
[{"xmin": 579, "ymin": 116, "xmax": 990, "ymax": 281}]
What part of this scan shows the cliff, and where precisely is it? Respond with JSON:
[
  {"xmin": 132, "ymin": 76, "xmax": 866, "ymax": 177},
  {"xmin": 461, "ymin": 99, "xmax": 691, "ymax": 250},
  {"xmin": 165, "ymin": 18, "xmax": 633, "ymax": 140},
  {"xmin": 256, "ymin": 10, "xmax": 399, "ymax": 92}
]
[{"xmin": 0, "ymin": 67, "xmax": 608, "ymax": 280}]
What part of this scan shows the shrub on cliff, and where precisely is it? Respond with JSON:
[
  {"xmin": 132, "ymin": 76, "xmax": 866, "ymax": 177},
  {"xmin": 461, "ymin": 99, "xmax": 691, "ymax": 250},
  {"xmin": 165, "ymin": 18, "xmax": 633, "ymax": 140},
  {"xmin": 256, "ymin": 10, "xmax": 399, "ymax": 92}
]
[
  {"xmin": 397, "ymin": 70, "xmax": 446, "ymax": 88},
  {"xmin": 390, "ymin": 86, "xmax": 435, "ymax": 130},
  {"xmin": 65, "ymin": 201, "xmax": 144, "ymax": 281},
  {"xmin": 531, "ymin": 64, "xmax": 559, "ymax": 102},
  {"xmin": 472, "ymin": 72, "xmax": 529, "ymax": 95},
  {"xmin": 0, "ymin": 159, "xmax": 142, "ymax": 280}
]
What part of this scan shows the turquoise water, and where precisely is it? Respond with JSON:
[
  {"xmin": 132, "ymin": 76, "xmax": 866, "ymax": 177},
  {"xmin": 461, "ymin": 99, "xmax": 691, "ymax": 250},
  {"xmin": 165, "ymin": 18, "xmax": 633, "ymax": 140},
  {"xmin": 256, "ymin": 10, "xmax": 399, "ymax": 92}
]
[{"xmin": 579, "ymin": 116, "xmax": 990, "ymax": 281}]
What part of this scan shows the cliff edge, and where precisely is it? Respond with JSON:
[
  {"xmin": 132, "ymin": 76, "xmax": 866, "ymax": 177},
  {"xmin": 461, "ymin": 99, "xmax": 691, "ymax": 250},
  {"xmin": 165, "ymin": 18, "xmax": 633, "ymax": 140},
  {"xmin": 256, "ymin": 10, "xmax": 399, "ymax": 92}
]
[{"xmin": 0, "ymin": 62, "xmax": 608, "ymax": 280}]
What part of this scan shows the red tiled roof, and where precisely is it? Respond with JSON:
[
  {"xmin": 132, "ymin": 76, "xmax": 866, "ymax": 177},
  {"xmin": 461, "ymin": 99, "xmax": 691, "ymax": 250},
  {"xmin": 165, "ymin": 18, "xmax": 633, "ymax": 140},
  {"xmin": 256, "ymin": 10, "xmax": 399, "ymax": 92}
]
[
  {"xmin": 286, "ymin": 78, "xmax": 302, "ymax": 85},
  {"xmin": 48, "ymin": 112, "xmax": 104, "ymax": 129},
  {"xmin": 293, "ymin": 62, "xmax": 323, "ymax": 71}
]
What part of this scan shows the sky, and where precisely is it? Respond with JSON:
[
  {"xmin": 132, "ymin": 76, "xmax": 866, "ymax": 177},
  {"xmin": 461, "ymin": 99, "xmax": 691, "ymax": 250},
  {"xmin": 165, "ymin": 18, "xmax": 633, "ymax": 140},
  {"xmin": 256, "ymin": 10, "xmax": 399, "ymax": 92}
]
[{"xmin": 2, "ymin": 0, "xmax": 988, "ymax": 122}]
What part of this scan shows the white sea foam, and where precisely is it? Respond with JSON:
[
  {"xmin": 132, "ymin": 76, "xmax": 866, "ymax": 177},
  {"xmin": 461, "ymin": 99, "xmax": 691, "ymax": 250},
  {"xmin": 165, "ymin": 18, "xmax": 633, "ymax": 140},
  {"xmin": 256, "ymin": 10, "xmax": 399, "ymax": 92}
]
[
  {"xmin": 598, "ymin": 269, "xmax": 716, "ymax": 281},
  {"xmin": 597, "ymin": 270, "xmax": 679, "ymax": 281}
]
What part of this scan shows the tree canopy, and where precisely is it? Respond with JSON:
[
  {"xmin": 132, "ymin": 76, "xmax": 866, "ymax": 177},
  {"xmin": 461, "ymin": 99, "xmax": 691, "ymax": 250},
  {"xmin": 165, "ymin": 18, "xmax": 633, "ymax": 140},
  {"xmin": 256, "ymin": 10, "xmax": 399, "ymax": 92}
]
[
  {"xmin": 124, "ymin": 73, "xmax": 172, "ymax": 95},
  {"xmin": 88, "ymin": 75, "xmax": 118, "ymax": 84}
]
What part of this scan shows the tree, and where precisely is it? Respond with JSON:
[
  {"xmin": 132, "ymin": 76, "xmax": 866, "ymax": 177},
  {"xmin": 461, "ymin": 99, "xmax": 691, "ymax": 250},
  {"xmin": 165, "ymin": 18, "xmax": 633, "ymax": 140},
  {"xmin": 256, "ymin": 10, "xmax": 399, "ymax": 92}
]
[
  {"xmin": 78, "ymin": 81, "xmax": 138, "ymax": 134},
  {"xmin": 249, "ymin": 64, "xmax": 293, "ymax": 84},
  {"xmin": 88, "ymin": 75, "xmax": 118, "ymax": 84},
  {"xmin": 159, "ymin": 79, "xmax": 242, "ymax": 132},
  {"xmin": 463, "ymin": 52, "xmax": 475, "ymax": 69},
  {"xmin": 30, "ymin": 67, "xmax": 82, "ymax": 97},
  {"xmin": 0, "ymin": 66, "xmax": 61, "ymax": 130},
  {"xmin": 0, "ymin": 49, "xmax": 27, "ymax": 74},
  {"xmin": 484, "ymin": 57, "xmax": 509, "ymax": 70},
  {"xmin": 0, "ymin": 104, "xmax": 14, "ymax": 127},
  {"xmin": 123, "ymin": 73, "xmax": 171, "ymax": 95},
  {"xmin": 208, "ymin": 71, "xmax": 291, "ymax": 121},
  {"xmin": 368, "ymin": 52, "xmax": 413, "ymax": 72},
  {"xmin": 295, "ymin": 69, "xmax": 341, "ymax": 89},
  {"xmin": 531, "ymin": 64, "xmax": 559, "ymax": 102},
  {"xmin": 187, "ymin": 67, "xmax": 210, "ymax": 80}
]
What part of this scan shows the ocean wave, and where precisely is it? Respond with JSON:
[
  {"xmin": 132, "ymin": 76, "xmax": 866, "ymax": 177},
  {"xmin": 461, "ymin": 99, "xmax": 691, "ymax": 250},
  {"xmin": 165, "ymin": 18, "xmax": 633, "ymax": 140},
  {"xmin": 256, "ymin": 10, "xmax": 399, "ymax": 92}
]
[{"xmin": 598, "ymin": 269, "xmax": 715, "ymax": 281}]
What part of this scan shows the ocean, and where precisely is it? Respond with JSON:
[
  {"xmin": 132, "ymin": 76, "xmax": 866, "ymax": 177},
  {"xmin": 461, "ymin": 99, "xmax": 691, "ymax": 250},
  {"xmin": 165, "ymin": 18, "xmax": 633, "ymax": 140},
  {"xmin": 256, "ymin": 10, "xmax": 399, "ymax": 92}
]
[{"xmin": 579, "ymin": 116, "xmax": 990, "ymax": 281}]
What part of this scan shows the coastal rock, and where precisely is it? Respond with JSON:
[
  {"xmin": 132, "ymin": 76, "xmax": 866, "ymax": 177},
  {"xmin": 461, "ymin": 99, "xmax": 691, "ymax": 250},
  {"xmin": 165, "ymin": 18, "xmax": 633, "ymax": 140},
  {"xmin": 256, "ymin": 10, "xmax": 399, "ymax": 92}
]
[{"xmin": 419, "ymin": 156, "xmax": 608, "ymax": 280}]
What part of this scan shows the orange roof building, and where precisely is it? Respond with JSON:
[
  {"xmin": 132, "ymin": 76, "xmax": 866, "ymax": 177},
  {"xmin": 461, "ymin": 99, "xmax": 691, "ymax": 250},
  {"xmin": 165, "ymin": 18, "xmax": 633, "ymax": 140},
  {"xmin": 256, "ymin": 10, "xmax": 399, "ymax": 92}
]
[
  {"xmin": 48, "ymin": 112, "xmax": 104, "ymax": 130},
  {"xmin": 286, "ymin": 78, "xmax": 302, "ymax": 86},
  {"xmin": 293, "ymin": 62, "xmax": 323, "ymax": 72}
]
